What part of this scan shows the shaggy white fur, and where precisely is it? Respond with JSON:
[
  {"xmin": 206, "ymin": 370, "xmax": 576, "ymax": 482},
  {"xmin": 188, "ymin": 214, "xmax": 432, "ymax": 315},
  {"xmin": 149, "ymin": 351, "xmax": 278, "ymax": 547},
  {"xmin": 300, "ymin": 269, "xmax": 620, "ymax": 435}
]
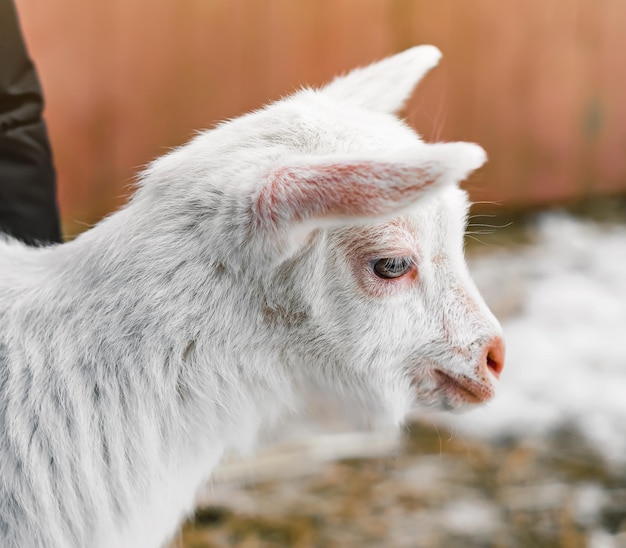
[{"xmin": 0, "ymin": 46, "xmax": 503, "ymax": 547}]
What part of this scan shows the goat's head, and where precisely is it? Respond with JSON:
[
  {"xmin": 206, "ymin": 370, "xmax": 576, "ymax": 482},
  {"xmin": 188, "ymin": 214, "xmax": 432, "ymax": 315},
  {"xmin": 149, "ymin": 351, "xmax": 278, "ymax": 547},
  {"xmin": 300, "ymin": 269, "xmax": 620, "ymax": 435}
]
[{"xmin": 143, "ymin": 46, "xmax": 504, "ymax": 429}]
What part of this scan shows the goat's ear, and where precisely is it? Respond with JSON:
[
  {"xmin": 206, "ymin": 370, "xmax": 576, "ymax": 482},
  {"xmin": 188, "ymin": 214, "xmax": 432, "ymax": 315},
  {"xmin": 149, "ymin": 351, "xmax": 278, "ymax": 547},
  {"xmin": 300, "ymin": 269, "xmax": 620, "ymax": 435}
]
[
  {"xmin": 321, "ymin": 45, "xmax": 441, "ymax": 114},
  {"xmin": 253, "ymin": 142, "xmax": 486, "ymax": 253}
]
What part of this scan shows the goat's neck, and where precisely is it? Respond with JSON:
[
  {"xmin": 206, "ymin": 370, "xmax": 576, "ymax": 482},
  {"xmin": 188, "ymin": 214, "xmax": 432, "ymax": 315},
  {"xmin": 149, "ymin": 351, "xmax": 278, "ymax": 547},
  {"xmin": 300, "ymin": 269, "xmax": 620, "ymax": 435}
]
[{"xmin": 16, "ymin": 206, "xmax": 295, "ymax": 546}]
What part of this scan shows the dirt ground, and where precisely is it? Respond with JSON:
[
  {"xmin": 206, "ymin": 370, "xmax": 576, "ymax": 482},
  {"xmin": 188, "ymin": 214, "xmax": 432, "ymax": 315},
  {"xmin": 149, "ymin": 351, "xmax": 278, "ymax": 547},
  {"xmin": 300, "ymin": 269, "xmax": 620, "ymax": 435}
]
[{"xmin": 171, "ymin": 421, "xmax": 626, "ymax": 548}]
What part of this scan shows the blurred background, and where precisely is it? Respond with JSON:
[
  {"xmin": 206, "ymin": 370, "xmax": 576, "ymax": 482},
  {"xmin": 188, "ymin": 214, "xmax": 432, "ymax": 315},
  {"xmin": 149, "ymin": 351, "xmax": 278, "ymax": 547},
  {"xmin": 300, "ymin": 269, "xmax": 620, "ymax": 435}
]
[
  {"xmin": 14, "ymin": 0, "xmax": 626, "ymax": 233},
  {"xmin": 14, "ymin": 0, "xmax": 626, "ymax": 546}
]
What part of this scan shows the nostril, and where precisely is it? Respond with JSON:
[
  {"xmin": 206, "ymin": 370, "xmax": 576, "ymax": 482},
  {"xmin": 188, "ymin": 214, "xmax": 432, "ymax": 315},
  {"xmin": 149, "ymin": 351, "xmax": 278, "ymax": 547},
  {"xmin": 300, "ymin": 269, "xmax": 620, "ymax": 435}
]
[
  {"xmin": 486, "ymin": 351, "xmax": 501, "ymax": 376},
  {"xmin": 484, "ymin": 337, "xmax": 505, "ymax": 379}
]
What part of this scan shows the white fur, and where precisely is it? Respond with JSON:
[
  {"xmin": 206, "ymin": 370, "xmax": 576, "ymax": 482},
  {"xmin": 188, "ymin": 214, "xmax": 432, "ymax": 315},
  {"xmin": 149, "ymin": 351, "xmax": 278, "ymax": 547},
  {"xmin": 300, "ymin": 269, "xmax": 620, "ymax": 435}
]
[{"xmin": 0, "ymin": 46, "xmax": 503, "ymax": 547}]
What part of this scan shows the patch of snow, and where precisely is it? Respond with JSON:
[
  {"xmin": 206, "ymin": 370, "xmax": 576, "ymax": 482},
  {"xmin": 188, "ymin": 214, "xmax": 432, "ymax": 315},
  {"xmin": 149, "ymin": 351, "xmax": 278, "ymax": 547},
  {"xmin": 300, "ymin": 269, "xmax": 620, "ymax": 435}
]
[
  {"xmin": 589, "ymin": 529, "xmax": 621, "ymax": 548},
  {"xmin": 440, "ymin": 498, "xmax": 501, "ymax": 536},
  {"xmin": 573, "ymin": 483, "xmax": 608, "ymax": 527}
]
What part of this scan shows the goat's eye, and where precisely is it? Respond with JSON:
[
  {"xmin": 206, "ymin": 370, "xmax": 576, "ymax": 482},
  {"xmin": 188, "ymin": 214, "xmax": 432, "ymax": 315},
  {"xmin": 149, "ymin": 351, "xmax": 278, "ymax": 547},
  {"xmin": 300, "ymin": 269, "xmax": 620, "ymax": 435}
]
[{"xmin": 372, "ymin": 257, "xmax": 413, "ymax": 279}]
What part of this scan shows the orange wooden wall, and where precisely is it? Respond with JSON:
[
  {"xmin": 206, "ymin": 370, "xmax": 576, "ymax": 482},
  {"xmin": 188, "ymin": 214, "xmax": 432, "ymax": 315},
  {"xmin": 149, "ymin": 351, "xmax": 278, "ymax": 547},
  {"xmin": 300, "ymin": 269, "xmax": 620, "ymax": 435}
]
[{"xmin": 14, "ymin": 0, "xmax": 626, "ymax": 234}]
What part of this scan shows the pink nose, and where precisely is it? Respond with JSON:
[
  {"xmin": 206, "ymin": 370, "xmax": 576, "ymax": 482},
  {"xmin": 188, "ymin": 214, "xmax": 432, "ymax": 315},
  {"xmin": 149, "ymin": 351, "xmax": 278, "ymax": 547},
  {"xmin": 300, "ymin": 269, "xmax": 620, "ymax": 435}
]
[{"xmin": 482, "ymin": 336, "xmax": 505, "ymax": 379}]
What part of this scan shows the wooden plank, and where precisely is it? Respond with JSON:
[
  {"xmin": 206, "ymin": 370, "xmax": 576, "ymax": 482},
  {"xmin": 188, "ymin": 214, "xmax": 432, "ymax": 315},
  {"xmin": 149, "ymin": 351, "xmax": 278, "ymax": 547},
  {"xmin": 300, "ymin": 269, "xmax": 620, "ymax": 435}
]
[{"xmin": 13, "ymin": 0, "xmax": 626, "ymax": 231}]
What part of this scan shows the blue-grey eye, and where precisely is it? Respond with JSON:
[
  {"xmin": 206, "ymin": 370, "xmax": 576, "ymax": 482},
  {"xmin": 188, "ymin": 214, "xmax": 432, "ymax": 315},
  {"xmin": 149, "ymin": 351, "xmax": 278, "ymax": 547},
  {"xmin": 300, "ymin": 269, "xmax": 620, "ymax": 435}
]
[{"xmin": 372, "ymin": 257, "xmax": 413, "ymax": 279}]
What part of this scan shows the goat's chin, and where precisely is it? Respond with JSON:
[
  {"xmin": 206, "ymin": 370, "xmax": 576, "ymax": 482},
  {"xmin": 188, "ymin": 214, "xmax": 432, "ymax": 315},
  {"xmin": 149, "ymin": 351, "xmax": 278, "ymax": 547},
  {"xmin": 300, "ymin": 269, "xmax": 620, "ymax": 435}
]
[
  {"xmin": 409, "ymin": 364, "xmax": 496, "ymax": 413},
  {"xmin": 429, "ymin": 398, "xmax": 483, "ymax": 414},
  {"xmin": 411, "ymin": 384, "xmax": 491, "ymax": 414}
]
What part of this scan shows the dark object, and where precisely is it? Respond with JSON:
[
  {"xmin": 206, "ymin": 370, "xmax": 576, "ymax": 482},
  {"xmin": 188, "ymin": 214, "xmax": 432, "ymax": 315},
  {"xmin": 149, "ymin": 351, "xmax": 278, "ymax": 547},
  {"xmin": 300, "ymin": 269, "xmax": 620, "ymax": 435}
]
[{"xmin": 0, "ymin": 0, "xmax": 61, "ymax": 245}]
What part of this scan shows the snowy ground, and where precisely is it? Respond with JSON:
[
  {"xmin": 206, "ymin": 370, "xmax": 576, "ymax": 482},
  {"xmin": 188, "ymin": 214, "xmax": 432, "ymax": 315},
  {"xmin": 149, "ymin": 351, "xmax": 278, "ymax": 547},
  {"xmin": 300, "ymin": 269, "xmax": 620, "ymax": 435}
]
[{"xmin": 444, "ymin": 213, "xmax": 626, "ymax": 463}]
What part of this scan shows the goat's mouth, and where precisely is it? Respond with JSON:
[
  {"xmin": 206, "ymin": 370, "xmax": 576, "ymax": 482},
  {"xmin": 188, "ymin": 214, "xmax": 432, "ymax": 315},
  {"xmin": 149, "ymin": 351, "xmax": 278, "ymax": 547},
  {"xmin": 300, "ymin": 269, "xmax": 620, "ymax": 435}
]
[{"xmin": 431, "ymin": 369, "xmax": 494, "ymax": 405}]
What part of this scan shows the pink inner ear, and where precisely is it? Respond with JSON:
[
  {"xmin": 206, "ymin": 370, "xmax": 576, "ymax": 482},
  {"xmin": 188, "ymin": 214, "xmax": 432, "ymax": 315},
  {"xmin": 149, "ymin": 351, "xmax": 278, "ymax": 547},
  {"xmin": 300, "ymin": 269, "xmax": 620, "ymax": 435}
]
[{"xmin": 255, "ymin": 160, "xmax": 435, "ymax": 231}]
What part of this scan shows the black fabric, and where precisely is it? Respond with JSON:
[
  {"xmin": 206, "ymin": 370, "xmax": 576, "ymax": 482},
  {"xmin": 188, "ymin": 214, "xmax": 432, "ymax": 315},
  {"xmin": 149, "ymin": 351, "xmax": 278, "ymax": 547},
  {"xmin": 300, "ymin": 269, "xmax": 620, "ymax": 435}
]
[{"xmin": 0, "ymin": 0, "xmax": 61, "ymax": 245}]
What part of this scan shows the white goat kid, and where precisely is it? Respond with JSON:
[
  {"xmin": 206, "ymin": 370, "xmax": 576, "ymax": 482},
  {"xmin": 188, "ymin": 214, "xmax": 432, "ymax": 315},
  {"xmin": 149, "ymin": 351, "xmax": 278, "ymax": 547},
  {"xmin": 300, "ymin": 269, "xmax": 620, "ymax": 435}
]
[{"xmin": 0, "ymin": 46, "xmax": 504, "ymax": 548}]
